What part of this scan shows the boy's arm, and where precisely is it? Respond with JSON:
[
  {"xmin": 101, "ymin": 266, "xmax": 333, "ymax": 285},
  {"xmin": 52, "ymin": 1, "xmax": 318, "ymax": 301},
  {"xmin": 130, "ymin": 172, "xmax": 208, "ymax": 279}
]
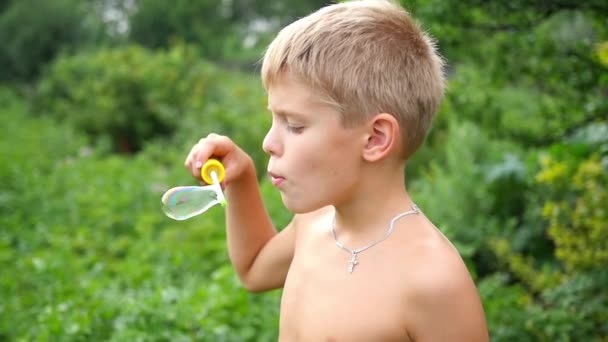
[
  {"xmin": 224, "ymin": 165, "xmax": 296, "ymax": 292},
  {"xmin": 184, "ymin": 134, "xmax": 295, "ymax": 293},
  {"xmin": 407, "ymin": 253, "xmax": 489, "ymax": 342}
]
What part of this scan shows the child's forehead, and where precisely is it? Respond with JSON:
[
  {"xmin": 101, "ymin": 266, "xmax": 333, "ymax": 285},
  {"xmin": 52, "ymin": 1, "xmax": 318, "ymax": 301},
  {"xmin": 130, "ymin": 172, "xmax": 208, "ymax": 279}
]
[
  {"xmin": 267, "ymin": 70, "xmax": 311, "ymax": 92},
  {"xmin": 267, "ymin": 72, "xmax": 326, "ymax": 108}
]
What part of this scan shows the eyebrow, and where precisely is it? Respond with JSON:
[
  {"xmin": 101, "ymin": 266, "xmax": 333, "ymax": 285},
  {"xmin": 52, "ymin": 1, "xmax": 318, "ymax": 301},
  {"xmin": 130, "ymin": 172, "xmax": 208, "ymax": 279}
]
[{"xmin": 267, "ymin": 107, "xmax": 307, "ymax": 119}]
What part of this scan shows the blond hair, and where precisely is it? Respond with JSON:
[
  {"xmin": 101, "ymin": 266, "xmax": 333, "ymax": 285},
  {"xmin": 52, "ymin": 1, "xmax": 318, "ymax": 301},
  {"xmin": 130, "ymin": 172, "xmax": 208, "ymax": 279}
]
[{"xmin": 261, "ymin": 0, "xmax": 445, "ymax": 159}]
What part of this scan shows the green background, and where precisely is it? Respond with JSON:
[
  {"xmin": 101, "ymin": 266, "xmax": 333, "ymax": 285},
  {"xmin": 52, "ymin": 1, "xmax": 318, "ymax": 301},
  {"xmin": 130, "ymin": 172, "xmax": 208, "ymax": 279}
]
[{"xmin": 1, "ymin": 0, "xmax": 607, "ymax": 340}]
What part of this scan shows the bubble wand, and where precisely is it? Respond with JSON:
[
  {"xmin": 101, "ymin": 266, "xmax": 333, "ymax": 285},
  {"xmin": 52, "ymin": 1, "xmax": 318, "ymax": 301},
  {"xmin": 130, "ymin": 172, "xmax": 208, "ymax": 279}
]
[{"xmin": 161, "ymin": 159, "xmax": 227, "ymax": 220}]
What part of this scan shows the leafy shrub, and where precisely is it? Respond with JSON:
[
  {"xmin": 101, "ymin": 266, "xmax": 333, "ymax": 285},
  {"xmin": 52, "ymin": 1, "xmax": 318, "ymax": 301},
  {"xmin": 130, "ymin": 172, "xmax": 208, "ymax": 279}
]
[
  {"xmin": 538, "ymin": 153, "xmax": 607, "ymax": 271},
  {"xmin": 0, "ymin": 94, "xmax": 287, "ymax": 341},
  {"xmin": 0, "ymin": 0, "xmax": 102, "ymax": 82},
  {"xmin": 477, "ymin": 274, "xmax": 531, "ymax": 341},
  {"xmin": 410, "ymin": 117, "xmax": 520, "ymax": 273},
  {"xmin": 33, "ymin": 43, "xmax": 272, "ymax": 177},
  {"xmin": 34, "ymin": 44, "xmax": 211, "ymax": 153},
  {"xmin": 489, "ymin": 136, "xmax": 608, "ymax": 340}
]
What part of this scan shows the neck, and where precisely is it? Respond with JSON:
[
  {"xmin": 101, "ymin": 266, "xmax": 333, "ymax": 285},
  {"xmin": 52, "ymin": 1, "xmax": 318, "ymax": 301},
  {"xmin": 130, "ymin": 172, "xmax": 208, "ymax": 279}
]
[{"xmin": 332, "ymin": 160, "xmax": 415, "ymax": 236}]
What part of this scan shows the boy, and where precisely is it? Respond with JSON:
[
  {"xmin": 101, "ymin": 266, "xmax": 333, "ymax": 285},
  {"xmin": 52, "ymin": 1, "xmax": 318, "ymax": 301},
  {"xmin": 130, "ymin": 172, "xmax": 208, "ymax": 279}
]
[{"xmin": 185, "ymin": 0, "xmax": 489, "ymax": 340}]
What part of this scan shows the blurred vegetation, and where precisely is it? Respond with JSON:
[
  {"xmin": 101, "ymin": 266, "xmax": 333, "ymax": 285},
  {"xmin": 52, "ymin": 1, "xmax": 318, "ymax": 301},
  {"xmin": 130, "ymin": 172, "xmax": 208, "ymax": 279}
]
[{"xmin": 1, "ymin": 0, "xmax": 607, "ymax": 340}]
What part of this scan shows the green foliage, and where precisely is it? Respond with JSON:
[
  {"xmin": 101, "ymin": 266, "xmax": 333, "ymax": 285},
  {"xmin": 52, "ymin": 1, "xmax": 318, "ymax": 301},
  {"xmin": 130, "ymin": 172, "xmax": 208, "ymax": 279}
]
[
  {"xmin": 411, "ymin": 118, "xmax": 519, "ymax": 265},
  {"xmin": 0, "ymin": 87, "xmax": 88, "ymax": 220},
  {"xmin": 33, "ymin": 44, "xmax": 271, "ymax": 176},
  {"xmin": 526, "ymin": 271, "xmax": 608, "ymax": 341},
  {"xmin": 34, "ymin": 44, "xmax": 211, "ymax": 153},
  {"xmin": 487, "ymin": 136, "xmax": 608, "ymax": 340},
  {"xmin": 128, "ymin": 0, "xmax": 327, "ymax": 62},
  {"xmin": 0, "ymin": 98, "xmax": 285, "ymax": 340},
  {"xmin": 0, "ymin": 0, "xmax": 103, "ymax": 82},
  {"xmin": 128, "ymin": 0, "xmax": 233, "ymax": 58},
  {"xmin": 480, "ymin": 270, "xmax": 608, "ymax": 341},
  {"xmin": 409, "ymin": 0, "xmax": 607, "ymax": 147},
  {"xmin": 405, "ymin": 2, "xmax": 607, "ymax": 339},
  {"xmin": 477, "ymin": 274, "xmax": 530, "ymax": 341},
  {"xmin": 2, "ymin": 0, "xmax": 608, "ymax": 340},
  {"xmin": 538, "ymin": 150, "xmax": 608, "ymax": 272}
]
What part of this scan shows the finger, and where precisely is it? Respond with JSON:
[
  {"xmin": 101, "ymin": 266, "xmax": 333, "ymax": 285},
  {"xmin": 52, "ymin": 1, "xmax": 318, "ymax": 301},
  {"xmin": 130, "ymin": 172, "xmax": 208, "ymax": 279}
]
[
  {"xmin": 190, "ymin": 147, "xmax": 208, "ymax": 179},
  {"xmin": 184, "ymin": 136, "xmax": 208, "ymax": 169},
  {"xmin": 184, "ymin": 145, "xmax": 197, "ymax": 169},
  {"xmin": 190, "ymin": 135, "xmax": 233, "ymax": 179},
  {"xmin": 204, "ymin": 134, "xmax": 234, "ymax": 157}
]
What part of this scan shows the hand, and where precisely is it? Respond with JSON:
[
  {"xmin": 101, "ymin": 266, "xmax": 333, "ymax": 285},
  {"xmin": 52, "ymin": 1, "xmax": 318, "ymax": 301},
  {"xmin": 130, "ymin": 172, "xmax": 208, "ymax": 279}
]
[{"xmin": 184, "ymin": 133, "xmax": 255, "ymax": 187}]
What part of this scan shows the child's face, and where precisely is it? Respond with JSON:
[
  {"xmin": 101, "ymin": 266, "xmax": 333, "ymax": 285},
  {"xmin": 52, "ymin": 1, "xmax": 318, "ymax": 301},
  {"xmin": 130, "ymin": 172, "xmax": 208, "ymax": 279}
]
[{"xmin": 264, "ymin": 72, "xmax": 365, "ymax": 213}]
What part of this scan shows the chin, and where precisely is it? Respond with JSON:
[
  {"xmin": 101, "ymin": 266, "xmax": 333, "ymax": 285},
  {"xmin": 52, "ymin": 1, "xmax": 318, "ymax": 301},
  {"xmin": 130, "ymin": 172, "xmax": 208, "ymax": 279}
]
[{"xmin": 280, "ymin": 193, "xmax": 327, "ymax": 214}]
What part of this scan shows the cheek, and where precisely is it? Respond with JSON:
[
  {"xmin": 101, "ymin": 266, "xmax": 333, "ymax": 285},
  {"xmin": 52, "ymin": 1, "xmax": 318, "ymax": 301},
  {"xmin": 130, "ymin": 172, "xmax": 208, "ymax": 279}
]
[
  {"xmin": 309, "ymin": 141, "xmax": 360, "ymax": 193},
  {"xmin": 285, "ymin": 126, "xmax": 361, "ymax": 185}
]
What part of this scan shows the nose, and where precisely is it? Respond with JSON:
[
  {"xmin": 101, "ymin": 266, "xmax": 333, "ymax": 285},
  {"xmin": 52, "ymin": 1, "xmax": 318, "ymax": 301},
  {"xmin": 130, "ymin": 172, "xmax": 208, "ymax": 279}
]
[{"xmin": 262, "ymin": 123, "xmax": 282, "ymax": 156}]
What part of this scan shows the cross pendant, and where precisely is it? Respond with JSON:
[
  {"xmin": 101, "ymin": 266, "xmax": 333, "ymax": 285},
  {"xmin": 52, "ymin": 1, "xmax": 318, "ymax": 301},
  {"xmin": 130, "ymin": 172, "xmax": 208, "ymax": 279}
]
[{"xmin": 348, "ymin": 252, "xmax": 359, "ymax": 273}]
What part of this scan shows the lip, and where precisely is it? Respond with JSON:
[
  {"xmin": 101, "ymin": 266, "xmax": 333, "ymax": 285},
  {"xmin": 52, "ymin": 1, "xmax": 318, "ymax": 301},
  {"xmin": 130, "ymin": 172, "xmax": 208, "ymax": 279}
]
[{"xmin": 268, "ymin": 171, "xmax": 285, "ymax": 187}]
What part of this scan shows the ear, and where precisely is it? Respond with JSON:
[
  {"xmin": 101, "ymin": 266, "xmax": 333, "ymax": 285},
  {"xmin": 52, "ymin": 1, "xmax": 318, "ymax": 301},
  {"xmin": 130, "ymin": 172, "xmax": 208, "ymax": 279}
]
[{"xmin": 361, "ymin": 113, "xmax": 400, "ymax": 162}]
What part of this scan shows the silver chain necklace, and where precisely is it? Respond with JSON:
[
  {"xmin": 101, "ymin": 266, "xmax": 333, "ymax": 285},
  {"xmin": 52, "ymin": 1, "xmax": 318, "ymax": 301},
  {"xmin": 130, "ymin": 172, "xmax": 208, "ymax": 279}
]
[{"xmin": 331, "ymin": 204, "xmax": 420, "ymax": 274}]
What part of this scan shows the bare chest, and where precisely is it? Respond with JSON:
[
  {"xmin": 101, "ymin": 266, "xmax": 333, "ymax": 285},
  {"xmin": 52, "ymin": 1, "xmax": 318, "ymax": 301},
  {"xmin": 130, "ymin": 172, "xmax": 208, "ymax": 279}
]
[{"xmin": 278, "ymin": 232, "xmax": 413, "ymax": 342}]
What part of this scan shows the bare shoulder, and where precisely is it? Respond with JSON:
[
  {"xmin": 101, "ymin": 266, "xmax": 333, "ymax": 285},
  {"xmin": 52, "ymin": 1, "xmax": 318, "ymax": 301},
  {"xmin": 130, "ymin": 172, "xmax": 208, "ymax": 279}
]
[
  {"xmin": 400, "ymin": 219, "xmax": 489, "ymax": 341},
  {"xmin": 404, "ymin": 226, "xmax": 472, "ymax": 292}
]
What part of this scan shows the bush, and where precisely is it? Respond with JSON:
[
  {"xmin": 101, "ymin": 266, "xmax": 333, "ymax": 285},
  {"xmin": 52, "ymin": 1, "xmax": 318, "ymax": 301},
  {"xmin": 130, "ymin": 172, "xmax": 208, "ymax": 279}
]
[
  {"xmin": 0, "ymin": 0, "xmax": 102, "ymax": 82},
  {"xmin": 33, "ymin": 43, "xmax": 272, "ymax": 177},
  {"xmin": 410, "ymin": 117, "xmax": 521, "ymax": 274},
  {"xmin": 34, "ymin": 44, "xmax": 213, "ymax": 153},
  {"xmin": 0, "ymin": 93, "xmax": 286, "ymax": 341},
  {"xmin": 488, "ymin": 136, "xmax": 608, "ymax": 340}
]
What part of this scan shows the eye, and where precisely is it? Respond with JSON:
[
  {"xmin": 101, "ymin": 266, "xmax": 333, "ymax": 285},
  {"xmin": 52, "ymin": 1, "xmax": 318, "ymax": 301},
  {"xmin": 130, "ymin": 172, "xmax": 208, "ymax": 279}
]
[{"xmin": 286, "ymin": 124, "xmax": 305, "ymax": 134}]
